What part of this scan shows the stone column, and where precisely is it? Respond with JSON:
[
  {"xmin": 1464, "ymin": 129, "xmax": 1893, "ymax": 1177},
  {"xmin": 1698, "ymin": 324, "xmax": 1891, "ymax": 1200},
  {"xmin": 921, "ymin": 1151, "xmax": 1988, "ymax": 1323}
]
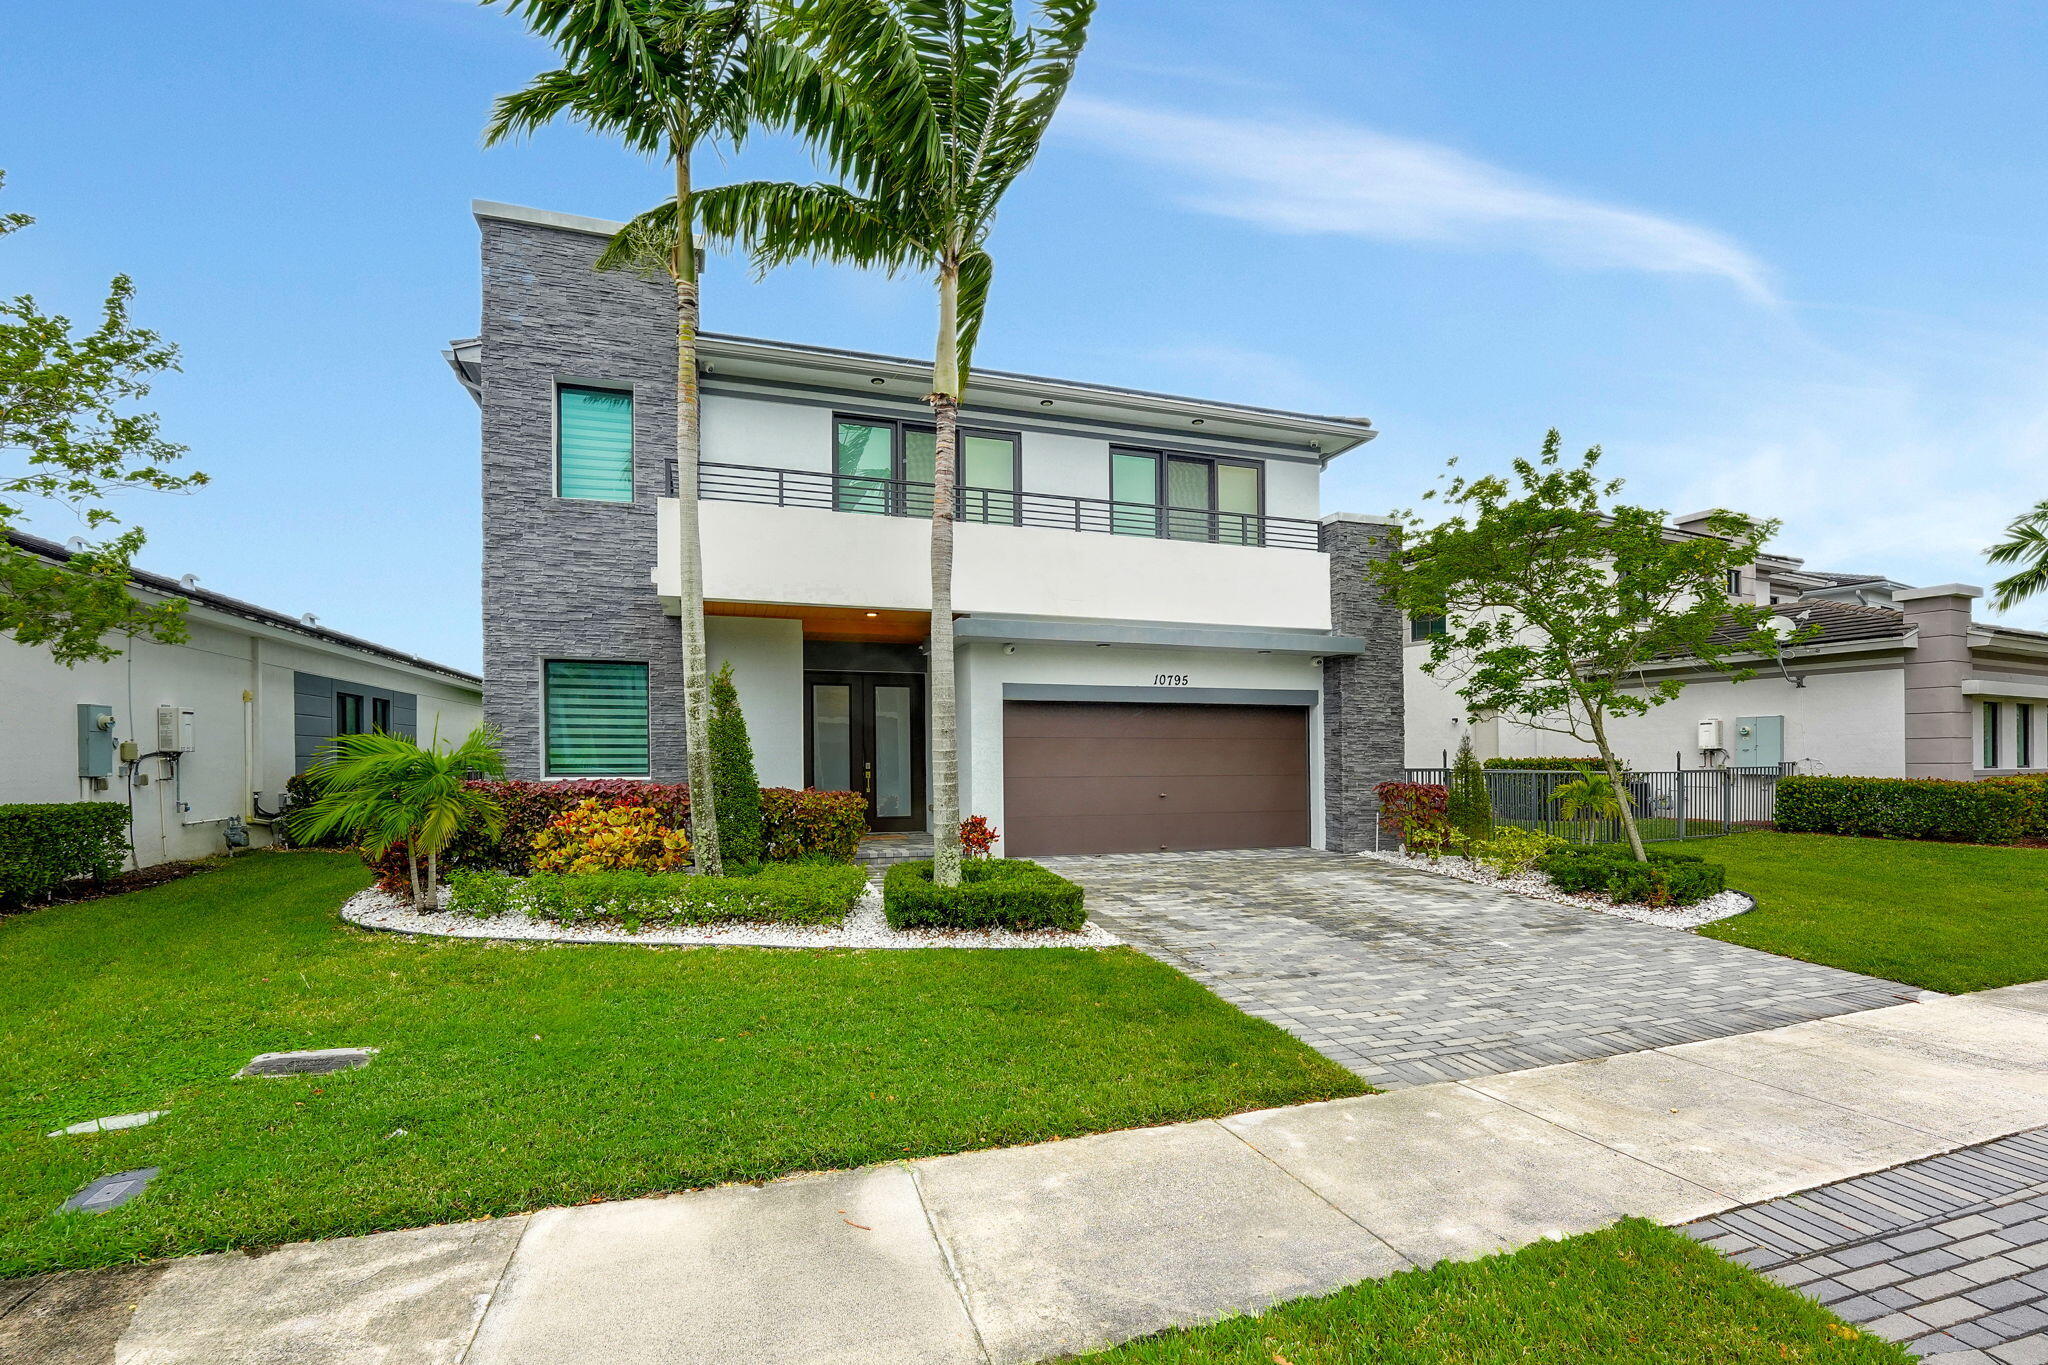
[
  {"xmin": 1320, "ymin": 514, "xmax": 1405, "ymax": 851},
  {"xmin": 1898, "ymin": 584, "xmax": 1981, "ymax": 778}
]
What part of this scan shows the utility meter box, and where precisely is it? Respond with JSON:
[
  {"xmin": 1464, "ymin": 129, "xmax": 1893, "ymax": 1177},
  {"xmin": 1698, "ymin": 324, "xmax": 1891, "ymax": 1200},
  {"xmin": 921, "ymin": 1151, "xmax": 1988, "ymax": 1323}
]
[
  {"xmin": 156, "ymin": 704, "xmax": 195, "ymax": 754},
  {"xmin": 1696, "ymin": 717, "xmax": 1725, "ymax": 751},
  {"xmin": 77, "ymin": 704, "xmax": 115, "ymax": 777}
]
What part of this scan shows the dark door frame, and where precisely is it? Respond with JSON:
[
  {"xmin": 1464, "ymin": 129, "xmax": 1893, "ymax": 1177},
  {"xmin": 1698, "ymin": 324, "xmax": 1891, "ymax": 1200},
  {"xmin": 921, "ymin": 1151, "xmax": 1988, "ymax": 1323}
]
[{"xmin": 804, "ymin": 670, "xmax": 928, "ymax": 833}]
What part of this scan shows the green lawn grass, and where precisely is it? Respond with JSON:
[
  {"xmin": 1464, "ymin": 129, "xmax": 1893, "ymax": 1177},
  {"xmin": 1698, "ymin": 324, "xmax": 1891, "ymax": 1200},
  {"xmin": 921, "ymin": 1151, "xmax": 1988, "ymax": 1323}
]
[
  {"xmin": 1073, "ymin": 1219, "xmax": 1908, "ymax": 1364},
  {"xmin": 1702, "ymin": 831, "xmax": 2048, "ymax": 992},
  {"xmin": 0, "ymin": 851, "xmax": 1365, "ymax": 1277}
]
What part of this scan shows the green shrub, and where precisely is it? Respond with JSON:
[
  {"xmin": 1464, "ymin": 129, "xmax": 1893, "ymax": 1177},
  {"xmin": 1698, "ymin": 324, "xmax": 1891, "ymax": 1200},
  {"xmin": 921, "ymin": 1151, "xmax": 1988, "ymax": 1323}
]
[
  {"xmin": 1484, "ymin": 756, "xmax": 1616, "ymax": 770},
  {"xmin": 760, "ymin": 787, "xmax": 867, "ymax": 863},
  {"xmin": 1445, "ymin": 737, "xmax": 1494, "ymax": 846},
  {"xmin": 0, "ymin": 802, "xmax": 130, "ymax": 905},
  {"xmin": 1984, "ymin": 774, "xmax": 2048, "ymax": 839},
  {"xmin": 1534, "ymin": 847, "xmax": 1726, "ymax": 906},
  {"xmin": 279, "ymin": 773, "xmax": 349, "ymax": 849},
  {"xmin": 707, "ymin": 662, "xmax": 765, "ymax": 864},
  {"xmin": 883, "ymin": 858, "xmax": 1086, "ymax": 932},
  {"xmin": 1471, "ymin": 826, "xmax": 1566, "ymax": 874},
  {"xmin": 1775, "ymin": 775, "xmax": 2028, "ymax": 844},
  {"xmin": 445, "ymin": 862, "xmax": 867, "ymax": 928}
]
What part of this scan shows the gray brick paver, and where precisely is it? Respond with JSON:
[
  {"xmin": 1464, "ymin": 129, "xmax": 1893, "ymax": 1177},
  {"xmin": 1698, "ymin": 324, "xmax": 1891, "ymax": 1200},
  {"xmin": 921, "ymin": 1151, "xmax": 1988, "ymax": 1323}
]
[{"xmin": 1050, "ymin": 849, "xmax": 1917, "ymax": 1088}]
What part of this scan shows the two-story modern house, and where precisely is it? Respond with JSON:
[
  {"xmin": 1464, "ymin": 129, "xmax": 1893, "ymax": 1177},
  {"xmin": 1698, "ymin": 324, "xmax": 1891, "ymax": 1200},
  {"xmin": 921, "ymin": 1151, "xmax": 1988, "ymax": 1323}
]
[{"xmin": 449, "ymin": 201, "xmax": 1403, "ymax": 855}]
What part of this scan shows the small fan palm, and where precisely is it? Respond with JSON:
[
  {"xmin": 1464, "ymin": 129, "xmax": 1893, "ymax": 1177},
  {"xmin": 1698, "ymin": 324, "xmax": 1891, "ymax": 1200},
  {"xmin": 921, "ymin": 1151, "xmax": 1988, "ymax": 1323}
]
[
  {"xmin": 1551, "ymin": 767, "xmax": 1629, "ymax": 847},
  {"xmin": 694, "ymin": 0, "xmax": 1095, "ymax": 885},
  {"xmin": 297, "ymin": 727, "xmax": 508, "ymax": 907},
  {"xmin": 1987, "ymin": 500, "xmax": 2048, "ymax": 611}
]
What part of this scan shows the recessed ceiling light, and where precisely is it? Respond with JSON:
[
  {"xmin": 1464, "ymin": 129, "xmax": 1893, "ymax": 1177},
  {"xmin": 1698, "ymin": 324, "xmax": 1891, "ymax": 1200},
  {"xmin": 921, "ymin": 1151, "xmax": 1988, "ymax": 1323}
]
[
  {"xmin": 870, "ymin": 377, "xmax": 886, "ymax": 385},
  {"xmin": 864, "ymin": 611, "xmax": 879, "ymax": 617},
  {"xmin": 1039, "ymin": 399, "xmax": 1053, "ymax": 407},
  {"xmin": 1191, "ymin": 418, "xmax": 1205, "ymax": 425}
]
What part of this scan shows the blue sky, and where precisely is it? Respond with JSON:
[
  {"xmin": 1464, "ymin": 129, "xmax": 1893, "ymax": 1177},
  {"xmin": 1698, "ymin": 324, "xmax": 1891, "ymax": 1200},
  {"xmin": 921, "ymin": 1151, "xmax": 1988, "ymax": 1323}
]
[{"xmin": 8, "ymin": 0, "xmax": 2048, "ymax": 671}]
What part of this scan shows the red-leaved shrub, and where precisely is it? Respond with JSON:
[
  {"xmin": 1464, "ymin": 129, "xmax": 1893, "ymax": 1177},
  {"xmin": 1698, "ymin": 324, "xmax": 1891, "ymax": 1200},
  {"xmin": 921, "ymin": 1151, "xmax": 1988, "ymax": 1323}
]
[{"xmin": 1374, "ymin": 781, "xmax": 1451, "ymax": 850}]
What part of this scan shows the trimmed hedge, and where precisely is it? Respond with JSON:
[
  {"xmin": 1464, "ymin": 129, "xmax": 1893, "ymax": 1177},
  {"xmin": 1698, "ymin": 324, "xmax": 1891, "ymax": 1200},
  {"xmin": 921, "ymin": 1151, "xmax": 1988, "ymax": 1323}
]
[
  {"xmin": 1985, "ymin": 775, "xmax": 2048, "ymax": 840},
  {"xmin": 0, "ymin": 802, "xmax": 130, "ymax": 905},
  {"xmin": 1775, "ymin": 775, "xmax": 2029, "ymax": 844},
  {"xmin": 1535, "ymin": 846, "xmax": 1726, "ymax": 907},
  {"xmin": 1483, "ymin": 757, "xmax": 1613, "ymax": 771},
  {"xmin": 883, "ymin": 858, "xmax": 1086, "ymax": 932},
  {"xmin": 446, "ymin": 862, "xmax": 868, "ymax": 928}
]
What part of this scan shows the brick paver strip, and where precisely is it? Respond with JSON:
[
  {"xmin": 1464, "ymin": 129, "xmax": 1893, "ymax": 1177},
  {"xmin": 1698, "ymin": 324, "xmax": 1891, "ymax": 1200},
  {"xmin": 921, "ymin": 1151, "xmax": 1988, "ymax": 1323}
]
[
  {"xmin": 1040, "ymin": 848, "xmax": 1923, "ymax": 1087},
  {"xmin": 1686, "ymin": 1128, "xmax": 2048, "ymax": 1360}
]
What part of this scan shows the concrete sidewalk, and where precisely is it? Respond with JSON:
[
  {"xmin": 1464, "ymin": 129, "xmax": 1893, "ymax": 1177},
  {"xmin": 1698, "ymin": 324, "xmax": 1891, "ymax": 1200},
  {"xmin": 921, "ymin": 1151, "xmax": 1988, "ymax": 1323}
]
[{"xmin": 15, "ymin": 982, "xmax": 2048, "ymax": 1365}]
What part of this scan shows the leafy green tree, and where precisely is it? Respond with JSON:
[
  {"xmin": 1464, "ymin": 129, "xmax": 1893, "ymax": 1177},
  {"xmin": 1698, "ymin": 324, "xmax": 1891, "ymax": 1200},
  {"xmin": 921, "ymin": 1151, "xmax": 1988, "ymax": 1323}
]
[
  {"xmin": 0, "ymin": 171, "xmax": 207, "ymax": 664},
  {"xmin": 1550, "ymin": 766, "xmax": 1627, "ymax": 846},
  {"xmin": 707, "ymin": 660, "xmax": 763, "ymax": 863},
  {"xmin": 298, "ymin": 727, "xmax": 508, "ymax": 907},
  {"xmin": 1444, "ymin": 735, "xmax": 1493, "ymax": 850},
  {"xmin": 1370, "ymin": 431, "xmax": 1798, "ymax": 861},
  {"xmin": 1986, "ymin": 500, "xmax": 2048, "ymax": 611},
  {"xmin": 694, "ymin": 0, "xmax": 1095, "ymax": 886},
  {"xmin": 485, "ymin": 0, "xmax": 817, "ymax": 875}
]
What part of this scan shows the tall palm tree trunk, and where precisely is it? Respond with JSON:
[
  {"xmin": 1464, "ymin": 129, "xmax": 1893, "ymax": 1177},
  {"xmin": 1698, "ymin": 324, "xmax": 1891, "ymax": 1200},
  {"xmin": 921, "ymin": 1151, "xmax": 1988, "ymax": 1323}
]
[
  {"xmin": 671, "ymin": 139, "xmax": 722, "ymax": 876},
  {"xmin": 928, "ymin": 259, "xmax": 963, "ymax": 887}
]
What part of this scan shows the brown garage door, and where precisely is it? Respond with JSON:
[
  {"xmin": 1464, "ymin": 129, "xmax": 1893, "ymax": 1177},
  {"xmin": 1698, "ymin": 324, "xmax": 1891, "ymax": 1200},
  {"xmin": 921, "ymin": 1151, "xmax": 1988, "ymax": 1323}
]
[{"xmin": 1003, "ymin": 702, "xmax": 1309, "ymax": 856}]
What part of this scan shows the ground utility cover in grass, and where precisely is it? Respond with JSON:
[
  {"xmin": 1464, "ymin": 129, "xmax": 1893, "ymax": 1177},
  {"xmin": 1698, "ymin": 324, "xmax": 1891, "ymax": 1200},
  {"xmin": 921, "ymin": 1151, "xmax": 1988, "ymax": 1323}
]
[
  {"xmin": 1701, "ymin": 831, "xmax": 2048, "ymax": 993},
  {"xmin": 1072, "ymin": 1219, "xmax": 1910, "ymax": 1364},
  {"xmin": 0, "ymin": 852, "xmax": 1365, "ymax": 1276}
]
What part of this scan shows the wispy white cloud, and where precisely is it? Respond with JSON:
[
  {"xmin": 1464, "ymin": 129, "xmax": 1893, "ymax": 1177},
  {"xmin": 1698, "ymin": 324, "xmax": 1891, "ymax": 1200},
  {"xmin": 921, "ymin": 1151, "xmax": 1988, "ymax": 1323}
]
[{"xmin": 1061, "ymin": 97, "xmax": 1776, "ymax": 303}]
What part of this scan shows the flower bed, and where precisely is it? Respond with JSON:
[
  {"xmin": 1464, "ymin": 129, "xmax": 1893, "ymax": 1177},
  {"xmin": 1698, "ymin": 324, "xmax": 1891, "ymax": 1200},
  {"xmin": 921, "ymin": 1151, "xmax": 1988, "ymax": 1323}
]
[
  {"xmin": 446, "ymin": 862, "xmax": 869, "ymax": 929},
  {"xmin": 1361, "ymin": 848, "xmax": 1753, "ymax": 930},
  {"xmin": 883, "ymin": 858, "xmax": 1087, "ymax": 932}
]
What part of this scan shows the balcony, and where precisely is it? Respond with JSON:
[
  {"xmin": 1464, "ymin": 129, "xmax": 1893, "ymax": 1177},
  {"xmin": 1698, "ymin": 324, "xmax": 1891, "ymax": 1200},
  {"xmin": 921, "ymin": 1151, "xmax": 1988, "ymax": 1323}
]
[
  {"xmin": 656, "ymin": 465, "xmax": 1334, "ymax": 632},
  {"xmin": 670, "ymin": 461, "xmax": 1323, "ymax": 551}
]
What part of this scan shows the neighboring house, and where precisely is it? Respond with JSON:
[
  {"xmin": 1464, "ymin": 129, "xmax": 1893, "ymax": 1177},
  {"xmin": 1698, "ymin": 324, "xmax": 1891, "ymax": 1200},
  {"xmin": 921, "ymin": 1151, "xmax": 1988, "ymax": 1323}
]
[
  {"xmin": 448, "ymin": 200, "xmax": 1406, "ymax": 856},
  {"xmin": 1405, "ymin": 509, "xmax": 2048, "ymax": 779},
  {"xmin": 2, "ymin": 531, "xmax": 484, "ymax": 869}
]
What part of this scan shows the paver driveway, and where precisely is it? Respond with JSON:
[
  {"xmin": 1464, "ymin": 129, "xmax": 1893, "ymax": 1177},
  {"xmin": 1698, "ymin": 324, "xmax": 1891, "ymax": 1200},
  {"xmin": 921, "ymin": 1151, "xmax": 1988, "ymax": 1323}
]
[{"xmin": 1041, "ymin": 848, "xmax": 1925, "ymax": 1087}]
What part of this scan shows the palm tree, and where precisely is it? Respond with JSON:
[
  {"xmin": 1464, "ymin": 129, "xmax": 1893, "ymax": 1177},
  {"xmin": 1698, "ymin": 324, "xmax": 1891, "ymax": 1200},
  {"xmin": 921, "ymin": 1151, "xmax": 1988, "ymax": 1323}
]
[
  {"xmin": 1987, "ymin": 500, "xmax": 2048, "ymax": 611},
  {"xmin": 696, "ymin": 0, "xmax": 1095, "ymax": 885},
  {"xmin": 485, "ymin": 0, "xmax": 799, "ymax": 876},
  {"xmin": 297, "ymin": 728, "xmax": 508, "ymax": 907},
  {"xmin": 1550, "ymin": 766, "xmax": 1629, "ymax": 847}
]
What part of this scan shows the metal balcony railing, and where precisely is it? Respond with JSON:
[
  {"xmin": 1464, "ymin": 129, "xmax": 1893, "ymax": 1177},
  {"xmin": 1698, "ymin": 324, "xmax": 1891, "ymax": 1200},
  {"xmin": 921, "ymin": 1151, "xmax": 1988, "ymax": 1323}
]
[{"xmin": 669, "ymin": 460, "xmax": 1322, "ymax": 551}]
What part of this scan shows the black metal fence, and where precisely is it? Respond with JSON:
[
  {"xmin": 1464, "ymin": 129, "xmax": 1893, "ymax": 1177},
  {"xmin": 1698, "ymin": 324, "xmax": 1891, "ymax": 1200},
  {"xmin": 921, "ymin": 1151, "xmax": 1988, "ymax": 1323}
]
[
  {"xmin": 671, "ymin": 460, "xmax": 1324, "ymax": 551},
  {"xmin": 1401, "ymin": 765, "xmax": 1792, "ymax": 844}
]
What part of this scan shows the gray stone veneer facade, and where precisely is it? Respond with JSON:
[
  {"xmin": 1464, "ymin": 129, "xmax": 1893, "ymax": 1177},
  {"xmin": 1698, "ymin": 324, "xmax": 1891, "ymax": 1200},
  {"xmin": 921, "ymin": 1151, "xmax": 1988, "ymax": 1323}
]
[
  {"xmin": 1320, "ymin": 514, "xmax": 1405, "ymax": 851},
  {"xmin": 479, "ymin": 215, "xmax": 686, "ymax": 780}
]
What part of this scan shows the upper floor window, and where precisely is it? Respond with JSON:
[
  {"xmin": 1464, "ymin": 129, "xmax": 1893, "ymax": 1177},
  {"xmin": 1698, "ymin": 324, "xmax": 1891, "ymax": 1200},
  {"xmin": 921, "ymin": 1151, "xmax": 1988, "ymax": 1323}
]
[
  {"xmin": 1109, "ymin": 448, "xmax": 1263, "ymax": 545},
  {"xmin": 831, "ymin": 415, "xmax": 1018, "ymax": 522},
  {"xmin": 1409, "ymin": 614, "xmax": 1448, "ymax": 642},
  {"xmin": 1726, "ymin": 569, "xmax": 1745, "ymax": 597},
  {"xmin": 371, "ymin": 697, "xmax": 392, "ymax": 733},
  {"xmin": 545, "ymin": 659, "xmax": 650, "ymax": 777},
  {"xmin": 557, "ymin": 385, "xmax": 634, "ymax": 502},
  {"xmin": 336, "ymin": 692, "xmax": 366, "ymax": 736}
]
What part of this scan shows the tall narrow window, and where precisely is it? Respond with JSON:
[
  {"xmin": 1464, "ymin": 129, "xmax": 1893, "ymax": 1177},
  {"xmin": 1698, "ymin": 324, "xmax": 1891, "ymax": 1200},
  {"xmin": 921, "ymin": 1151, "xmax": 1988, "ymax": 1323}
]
[
  {"xmin": 336, "ymin": 693, "xmax": 365, "ymax": 736},
  {"xmin": 1110, "ymin": 450, "xmax": 1159, "ymax": 536},
  {"xmin": 556, "ymin": 385, "xmax": 634, "ymax": 501},
  {"xmin": 834, "ymin": 419, "xmax": 896, "ymax": 514},
  {"xmin": 370, "ymin": 697, "xmax": 391, "ymax": 733},
  {"xmin": 960, "ymin": 433, "xmax": 1019, "ymax": 524},
  {"xmin": 1727, "ymin": 568, "xmax": 1745, "ymax": 597},
  {"xmin": 1984, "ymin": 701, "xmax": 2002, "ymax": 770},
  {"xmin": 2019, "ymin": 703, "xmax": 2034, "ymax": 769},
  {"xmin": 545, "ymin": 660, "xmax": 650, "ymax": 777}
]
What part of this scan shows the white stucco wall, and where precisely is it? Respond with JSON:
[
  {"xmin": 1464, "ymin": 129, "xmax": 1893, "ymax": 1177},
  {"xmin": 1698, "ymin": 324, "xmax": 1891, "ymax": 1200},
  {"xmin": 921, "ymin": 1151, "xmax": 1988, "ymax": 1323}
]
[
  {"xmin": 673, "ymin": 499, "xmax": 1332, "ymax": 631},
  {"xmin": 3, "ymin": 608, "xmax": 482, "ymax": 869},
  {"xmin": 1402, "ymin": 652, "xmax": 1909, "ymax": 776},
  {"xmin": 705, "ymin": 615, "xmax": 805, "ymax": 788},
  {"xmin": 957, "ymin": 641, "xmax": 1325, "ymax": 853}
]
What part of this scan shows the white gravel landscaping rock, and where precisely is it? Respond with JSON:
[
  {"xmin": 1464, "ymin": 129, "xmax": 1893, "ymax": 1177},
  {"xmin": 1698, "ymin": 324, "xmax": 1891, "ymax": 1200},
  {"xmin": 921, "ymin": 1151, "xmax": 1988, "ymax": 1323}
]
[
  {"xmin": 1357, "ymin": 848, "xmax": 1755, "ymax": 930},
  {"xmin": 339, "ymin": 881, "xmax": 1121, "ymax": 951}
]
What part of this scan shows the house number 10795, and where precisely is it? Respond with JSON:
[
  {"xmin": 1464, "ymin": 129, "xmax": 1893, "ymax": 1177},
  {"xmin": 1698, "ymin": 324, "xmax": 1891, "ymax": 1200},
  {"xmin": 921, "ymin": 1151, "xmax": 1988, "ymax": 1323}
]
[{"xmin": 1152, "ymin": 674, "xmax": 1190, "ymax": 686}]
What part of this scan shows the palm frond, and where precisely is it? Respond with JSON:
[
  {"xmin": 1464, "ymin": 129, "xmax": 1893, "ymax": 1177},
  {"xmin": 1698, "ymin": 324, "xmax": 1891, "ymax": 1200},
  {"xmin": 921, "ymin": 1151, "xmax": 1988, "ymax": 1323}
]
[
  {"xmin": 695, "ymin": 179, "xmax": 924, "ymax": 274},
  {"xmin": 954, "ymin": 246, "xmax": 993, "ymax": 381},
  {"xmin": 1986, "ymin": 501, "xmax": 2048, "ymax": 610}
]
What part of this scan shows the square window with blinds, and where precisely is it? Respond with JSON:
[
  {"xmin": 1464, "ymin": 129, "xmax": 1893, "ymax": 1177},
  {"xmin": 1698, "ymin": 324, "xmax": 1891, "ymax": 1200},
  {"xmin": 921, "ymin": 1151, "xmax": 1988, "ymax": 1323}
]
[
  {"xmin": 544, "ymin": 660, "xmax": 650, "ymax": 776},
  {"xmin": 556, "ymin": 385, "xmax": 634, "ymax": 502}
]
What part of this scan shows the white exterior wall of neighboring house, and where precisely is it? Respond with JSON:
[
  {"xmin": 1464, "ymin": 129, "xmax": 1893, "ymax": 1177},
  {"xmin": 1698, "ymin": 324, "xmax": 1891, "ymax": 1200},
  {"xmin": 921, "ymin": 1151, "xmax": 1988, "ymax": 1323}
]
[
  {"xmin": 957, "ymin": 640, "xmax": 1328, "ymax": 853},
  {"xmin": 3, "ymin": 593, "xmax": 482, "ymax": 869},
  {"xmin": 1596, "ymin": 666, "xmax": 1907, "ymax": 776}
]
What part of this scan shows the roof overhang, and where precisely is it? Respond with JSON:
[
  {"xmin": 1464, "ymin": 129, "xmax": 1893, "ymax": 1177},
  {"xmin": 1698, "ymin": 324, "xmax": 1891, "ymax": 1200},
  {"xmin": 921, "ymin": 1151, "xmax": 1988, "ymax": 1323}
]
[{"xmin": 955, "ymin": 614, "xmax": 1364, "ymax": 656}]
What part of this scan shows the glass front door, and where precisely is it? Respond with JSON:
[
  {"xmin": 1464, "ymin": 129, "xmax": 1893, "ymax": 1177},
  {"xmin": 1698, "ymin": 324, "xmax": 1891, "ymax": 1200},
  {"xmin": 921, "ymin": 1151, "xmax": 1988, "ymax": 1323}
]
[{"xmin": 805, "ymin": 672, "xmax": 926, "ymax": 832}]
